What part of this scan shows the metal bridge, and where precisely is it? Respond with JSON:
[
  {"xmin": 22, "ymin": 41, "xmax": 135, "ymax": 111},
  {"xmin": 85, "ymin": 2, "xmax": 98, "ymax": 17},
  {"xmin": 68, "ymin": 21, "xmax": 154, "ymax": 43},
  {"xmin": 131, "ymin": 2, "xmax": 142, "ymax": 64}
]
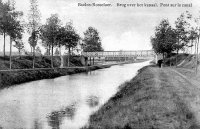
[{"xmin": 82, "ymin": 50, "xmax": 155, "ymax": 58}]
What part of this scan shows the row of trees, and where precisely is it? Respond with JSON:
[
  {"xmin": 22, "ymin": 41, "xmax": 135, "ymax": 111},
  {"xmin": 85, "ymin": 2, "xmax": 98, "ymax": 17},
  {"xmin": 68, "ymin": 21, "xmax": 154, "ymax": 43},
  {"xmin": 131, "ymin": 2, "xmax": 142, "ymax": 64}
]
[
  {"xmin": 0, "ymin": 0, "xmax": 104, "ymax": 69},
  {"xmin": 0, "ymin": 0, "xmax": 23, "ymax": 69},
  {"xmin": 39, "ymin": 15, "xmax": 80, "ymax": 68},
  {"xmin": 151, "ymin": 11, "xmax": 200, "ymax": 70}
]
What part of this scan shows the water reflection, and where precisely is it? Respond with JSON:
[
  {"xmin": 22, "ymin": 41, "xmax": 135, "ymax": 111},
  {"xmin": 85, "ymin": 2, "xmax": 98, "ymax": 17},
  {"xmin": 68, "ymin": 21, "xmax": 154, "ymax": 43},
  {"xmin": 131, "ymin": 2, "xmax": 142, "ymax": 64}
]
[
  {"xmin": 47, "ymin": 103, "xmax": 76, "ymax": 129},
  {"xmin": 86, "ymin": 95, "xmax": 99, "ymax": 108},
  {"xmin": 0, "ymin": 61, "xmax": 150, "ymax": 129}
]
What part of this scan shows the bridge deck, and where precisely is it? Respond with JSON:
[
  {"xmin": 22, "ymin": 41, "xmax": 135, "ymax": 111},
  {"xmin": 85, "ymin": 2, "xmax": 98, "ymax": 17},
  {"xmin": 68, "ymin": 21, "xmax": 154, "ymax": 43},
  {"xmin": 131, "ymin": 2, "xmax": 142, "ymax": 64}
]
[{"xmin": 82, "ymin": 50, "xmax": 155, "ymax": 57}]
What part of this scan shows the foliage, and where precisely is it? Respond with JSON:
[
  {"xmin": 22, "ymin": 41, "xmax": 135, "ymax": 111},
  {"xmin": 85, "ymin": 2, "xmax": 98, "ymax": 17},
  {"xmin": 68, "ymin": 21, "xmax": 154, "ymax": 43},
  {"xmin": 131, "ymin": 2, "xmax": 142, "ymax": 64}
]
[
  {"xmin": 54, "ymin": 48, "xmax": 59, "ymax": 55},
  {"xmin": 0, "ymin": 0, "xmax": 23, "ymax": 69},
  {"xmin": 27, "ymin": 0, "xmax": 41, "ymax": 68},
  {"xmin": 56, "ymin": 26, "xmax": 66, "ymax": 47},
  {"xmin": 174, "ymin": 11, "xmax": 191, "ymax": 52},
  {"xmin": 35, "ymin": 46, "xmax": 41, "ymax": 55},
  {"xmin": 83, "ymin": 27, "xmax": 103, "ymax": 52},
  {"xmin": 63, "ymin": 22, "xmax": 80, "ymax": 50},
  {"xmin": 39, "ymin": 14, "xmax": 61, "ymax": 67},
  {"xmin": 44, "ymin": 49, "xmax": 49, "ymax": 56},
  {"xmin": 0, "ymin": 0, "xmax": 23, "ymax": 58},
  {"xmin": 27, "ymin": 0, "xmax": 41, "ymax": 34},
  {"xmin": 39, "ymin": 14, "xmax": 61, "ymax": 47},
  {"xmin": 13, "ymin": 38, "xmax": 24, "ymax": 55},
  {"xmin": 28, "ymin": 30, "xmax": 39, "ymax": 48},
  {"xmin": 151, "ymin": 19, "xmax": 176, "ymax": 56}
]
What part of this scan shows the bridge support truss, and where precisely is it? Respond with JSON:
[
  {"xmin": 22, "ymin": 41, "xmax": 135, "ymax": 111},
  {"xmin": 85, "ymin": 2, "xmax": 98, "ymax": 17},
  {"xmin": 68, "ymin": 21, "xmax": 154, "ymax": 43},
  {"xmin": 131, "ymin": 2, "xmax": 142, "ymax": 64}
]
[{"xmin": 82, "ymin": 50, "xmax": 156, "ymax": 65}]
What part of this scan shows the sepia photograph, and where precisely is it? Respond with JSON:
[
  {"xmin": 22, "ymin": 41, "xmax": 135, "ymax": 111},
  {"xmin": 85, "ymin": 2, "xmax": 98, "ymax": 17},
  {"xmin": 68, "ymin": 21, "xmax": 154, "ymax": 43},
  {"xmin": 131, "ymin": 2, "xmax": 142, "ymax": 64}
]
[{"xmin": 0, "ymin": 0, "xmax": 200, "ymax": 128}]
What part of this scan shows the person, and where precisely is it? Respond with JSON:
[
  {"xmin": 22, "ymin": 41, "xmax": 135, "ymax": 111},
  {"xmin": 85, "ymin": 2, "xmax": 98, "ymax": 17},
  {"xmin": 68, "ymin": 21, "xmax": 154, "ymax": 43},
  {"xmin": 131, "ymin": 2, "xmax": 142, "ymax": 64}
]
[{"xmin": 157, "ymin": 59, "xmax": 163, "ymax": 68}]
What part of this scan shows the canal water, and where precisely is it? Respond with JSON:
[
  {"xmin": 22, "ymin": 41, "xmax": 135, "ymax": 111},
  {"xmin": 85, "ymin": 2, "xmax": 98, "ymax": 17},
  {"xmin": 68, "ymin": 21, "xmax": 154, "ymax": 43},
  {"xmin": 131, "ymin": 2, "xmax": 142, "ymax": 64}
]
[{"xmin": 0, "ymin": 61, "xmax": 150, "ymax": 129}]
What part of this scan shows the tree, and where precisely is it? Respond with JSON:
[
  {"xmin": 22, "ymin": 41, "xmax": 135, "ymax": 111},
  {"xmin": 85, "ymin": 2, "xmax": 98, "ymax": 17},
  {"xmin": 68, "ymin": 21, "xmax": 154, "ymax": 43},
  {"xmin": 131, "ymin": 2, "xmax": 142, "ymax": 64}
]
[
  {"xmin": 0, "ymin": 0, "xmax": 15, "ymax": 58},
  {"xmin": 188, "ymin": 27, "xmax": 198, "ymax": 53},
  {"xmin": 35, "ymin": 46, "xmax": 41, "ymax": 55},
  {"xmin": 151, "ymin": 19, "xmax": 177, "ymax": 60},
  {"xmin": 63, "ymin": 22, "xmax": 80, "ymax": 67},
  {"xmin": 13, "ymin": 38, "xmax": 24, "ymax": 58},
  {"xmin": 27, "ymin": 0, "xmax": 41, "ymax": 68},
  {"xmin": 83, "ymin": 27, "xmax": 103, "ymax": 52},
  {"xmin": 54, "ymin": 48, "xmax": 59, "ymax": 56},
  {"xmin": 194, "ymin": 12, "xmax": 200, "ymax": 74},
  {"xmin": 39, "ymin": 25, "xmax": 51, "ymax": 55},
  {"xmin": 39, "ymin": 14, "xmax": 61, "ymax": 68},
  {"xmin": 56, "ymin": 26, "xmax": 66, "ymax": 56},
  {"xmin": 44, "ymin": 49, "xmax": 49, "ymax": 56},
  {"xmin": 4, "ymin": 0, "xmax": 24, "ymax": 69},
  {"xmin": 174, "ymin": 12, "xmax": 191, "ymax": 65}
]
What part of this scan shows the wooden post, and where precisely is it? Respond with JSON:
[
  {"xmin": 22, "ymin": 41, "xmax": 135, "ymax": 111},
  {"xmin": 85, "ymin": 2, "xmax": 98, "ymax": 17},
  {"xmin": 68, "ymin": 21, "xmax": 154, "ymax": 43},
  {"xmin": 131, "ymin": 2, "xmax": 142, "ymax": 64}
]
[
  {"xmin": 90, "ymin": 57, "xmax": 92, "ymax": 66},
  {"xmin": 60, "ymin": 55, "xmax": 64, "ymax": 68},
  {"xmin": 86, "ymin": 57, "xmax": 88, "ymax": 66},
  {"xmin": 93, "ymin": 57, "xmax": 95, "ymax": 65},
  {"xmin": 196, "ymin": 36, "xmax": 199, "ymax": 74},
  {"xmin": 9, "ymin": 37, "xmax": 12, "ymax": 69}
]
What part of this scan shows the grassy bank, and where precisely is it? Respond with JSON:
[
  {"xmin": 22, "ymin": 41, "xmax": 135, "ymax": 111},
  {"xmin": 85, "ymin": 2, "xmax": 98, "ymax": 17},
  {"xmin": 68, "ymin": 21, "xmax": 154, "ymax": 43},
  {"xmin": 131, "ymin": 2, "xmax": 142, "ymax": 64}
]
[
  {"xmin": 0, "ymin": 55, "xmax": 147, "ymax": 89},
  {"xmin": 0, "ymin": 65, "xmax": 112, "ymax": 89},
  {"xmin": 0, "ymin": 55, "xmax": 84, "ymax": 70},
  {"xmin": 83, "ymin": 65, "xmax": 199, "ymax": 129},
  {"xmin": 0, "ymin": 56, "xmax": 112, "ymax": 89}
]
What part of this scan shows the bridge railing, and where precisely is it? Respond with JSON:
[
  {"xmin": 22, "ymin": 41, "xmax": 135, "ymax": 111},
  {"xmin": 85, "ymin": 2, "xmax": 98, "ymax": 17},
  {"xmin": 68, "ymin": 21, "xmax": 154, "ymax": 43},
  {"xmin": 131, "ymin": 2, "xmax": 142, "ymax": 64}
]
[{"xmin": 82, "ymin": 50, "xmax": 155, "ymax": 57}]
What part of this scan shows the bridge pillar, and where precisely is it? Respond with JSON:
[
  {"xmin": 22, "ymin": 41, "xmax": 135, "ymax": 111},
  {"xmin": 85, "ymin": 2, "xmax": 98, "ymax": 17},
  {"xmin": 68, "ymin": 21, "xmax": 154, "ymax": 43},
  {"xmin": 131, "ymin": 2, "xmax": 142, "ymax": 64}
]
[
  {"xmin": 155, "ymin": 54, "xmax": 158, "ymax": 64},
  {"xmin": 60, "ymin": 56, "xmax": 64, "ymax": 68}
]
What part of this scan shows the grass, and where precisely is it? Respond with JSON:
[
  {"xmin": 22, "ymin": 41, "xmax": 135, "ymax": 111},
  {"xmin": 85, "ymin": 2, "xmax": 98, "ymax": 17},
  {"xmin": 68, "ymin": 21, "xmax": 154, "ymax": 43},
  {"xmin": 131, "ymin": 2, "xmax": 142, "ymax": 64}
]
[
  {"xmin": 0, "ymin": 55, "xmax": 86, "ymax": 70},
  {"xmin": 0, "ymin": 55, "xmax": 84, "ymax": 89},
  {"xmin": 83, "ymin": 65, "xmax": 199, "ymax": 129},
  {"xmin": 0, "ymin": 55, "xmax": 115, "ymax": 89},
  {"xmin": 164, "ymin": 53, "xmax": 200, "ymax": 69}
]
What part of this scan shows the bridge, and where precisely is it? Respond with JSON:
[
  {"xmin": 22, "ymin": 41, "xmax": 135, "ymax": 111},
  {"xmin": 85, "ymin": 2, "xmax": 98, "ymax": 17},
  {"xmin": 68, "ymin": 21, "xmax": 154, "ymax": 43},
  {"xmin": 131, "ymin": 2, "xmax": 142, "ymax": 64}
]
[
  {"xmin": 60, "ymin": 50, "xmax": 157, "ymax": 67},
  {"xmin": 81, "ymin": 50, "xmax": 157, "ymax": 65},
  {"xmin": 82, "ymin": 50, "xmax": 155, "ymax": 58}
]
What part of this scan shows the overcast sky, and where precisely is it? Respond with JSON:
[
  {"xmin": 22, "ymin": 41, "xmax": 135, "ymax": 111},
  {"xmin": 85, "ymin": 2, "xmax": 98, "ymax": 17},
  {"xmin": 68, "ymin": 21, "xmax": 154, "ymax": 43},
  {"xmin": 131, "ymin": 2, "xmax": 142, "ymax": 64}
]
[{"xmin": 1, "ymin": 0, "xmax": 200, "ymax": 52}]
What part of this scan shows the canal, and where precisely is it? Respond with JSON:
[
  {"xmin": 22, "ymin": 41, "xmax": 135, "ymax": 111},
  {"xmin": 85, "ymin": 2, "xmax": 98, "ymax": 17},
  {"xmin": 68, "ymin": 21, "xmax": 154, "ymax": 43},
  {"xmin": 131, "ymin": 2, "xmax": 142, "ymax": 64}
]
[{"xmin": 0, "ymin": 61, "xmax": 150, "ymax": 129}]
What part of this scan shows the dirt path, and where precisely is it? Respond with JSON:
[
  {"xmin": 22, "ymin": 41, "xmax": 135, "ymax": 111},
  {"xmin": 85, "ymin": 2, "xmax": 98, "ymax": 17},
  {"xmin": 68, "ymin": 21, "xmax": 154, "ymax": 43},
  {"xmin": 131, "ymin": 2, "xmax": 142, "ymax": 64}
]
[{"xmin": 160, "ymin": 67, "xmax": 200, "ymax": 127}]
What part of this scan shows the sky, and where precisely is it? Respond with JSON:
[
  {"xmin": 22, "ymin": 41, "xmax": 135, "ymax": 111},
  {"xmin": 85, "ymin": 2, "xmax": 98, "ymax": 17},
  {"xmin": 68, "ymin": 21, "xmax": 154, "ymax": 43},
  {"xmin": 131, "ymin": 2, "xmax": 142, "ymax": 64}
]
[{"xmin": 1, "ymin": 0, "xmax": 200, "ymax": 53}]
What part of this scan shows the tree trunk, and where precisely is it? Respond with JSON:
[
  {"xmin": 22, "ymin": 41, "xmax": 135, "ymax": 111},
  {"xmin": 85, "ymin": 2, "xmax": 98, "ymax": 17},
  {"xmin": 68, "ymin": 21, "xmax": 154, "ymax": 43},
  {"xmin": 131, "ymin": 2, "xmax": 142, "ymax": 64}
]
[
  {"xmin": 33, "ymin": 47, "xmax": 35, "ymax": 69},
  {"xmin": 196, "ymin": 37, "xmax": 199, "ymax": 74},
  {"xmin": 195, "ymin": 39, "xmax": 197, "ymax": 56},
  {"xmin": 176, "ymin": 50, "xmax": 179, "ymax": 67},
  {"xmin": 51, "ymin": 43, "xmax": 54, "ymax": 68},
  {"xmin": 19, "ymin": 49, "xmax": 21, "ymax": 59},
  {"xmin": 49, "ymin": 45, "xmax": 51, "ymax": 56},
  {"xmin": 68, "ymin": 47, "xmax": 70, "ymax": 67},
  {"xmin": 194, "ymin": 39, "xmax": 197, "ymax": 73},
  {"xmin": 3, "ymin": 32, "xmax": 6, "ymax": 58},
  {"xmin": 31, "ymin": 46, "xmax": 33, "ymax": 55},
  {"xmin": 170, "ymin": 53, "xmax": 172, "ymax": 67},
  {"xmin": 162, "ymin": 53, "xmax": 164, "ymax": 61},
  {"xmin": 59, "ymin": 45, "xmax": 63, "ymax": 68},
  {"xmin": 9, "ymin": 37, "xmax": 12, "ymax": 70},
  {"xmin": 191, "ymin": 40, "xmax": 193, "ymax": 54},
  {"xmin": 59, "ymin": 45, "xmax": 61, "ymax": 56},
  {"xmin": 176, "ymin": 37, "xmax": 180, "ymax": 67}
]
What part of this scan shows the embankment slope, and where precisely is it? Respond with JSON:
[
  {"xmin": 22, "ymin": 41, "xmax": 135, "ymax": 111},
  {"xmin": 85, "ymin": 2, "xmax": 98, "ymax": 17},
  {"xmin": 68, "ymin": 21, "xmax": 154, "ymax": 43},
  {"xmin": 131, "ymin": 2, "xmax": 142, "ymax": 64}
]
[{"xmin": 84, "ymin": 65, "xmax": 200, "ymax": 129}]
